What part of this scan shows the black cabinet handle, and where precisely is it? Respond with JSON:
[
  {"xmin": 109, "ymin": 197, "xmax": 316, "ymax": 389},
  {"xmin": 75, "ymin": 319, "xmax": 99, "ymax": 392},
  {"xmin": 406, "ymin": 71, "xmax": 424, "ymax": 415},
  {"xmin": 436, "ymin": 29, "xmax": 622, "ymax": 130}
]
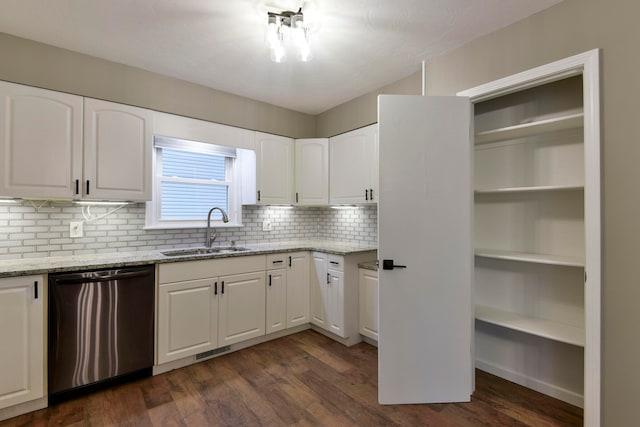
[
  {"xmin": 34, "ymin": 281, "xmax": 38, "ymax": 299},
  {"xmin": 289, "ymin": 256, "xmax": 292, "ymax": 267},
  {"xmin": 86, "ymin": 180, "xmax": 90, "ymax": 195},
  {"xmin": 214, "ymin": 281, "xmax": 218, "ymax": 295},
  {"xmin": 257, "ymin": 190, "xmax": 261, "ymax": 202},
  {"xmin": 296, "ymin": 192, "xmax": 299, "ymax": 203},
  {"xmin": 326, "ymin": 273, "xmax": 330, "ymax": 284},
  {"xmin": 268, "ymin": 274, "xmax": 272, "ymax": 287},
  {"xmin": 75, "ymin": 179, "xmax": 79, "ymax": 195},
  {"xmin": 365, "ymin": 189, "xmax": 369, "ymax": 201},
  {"xmin": 221, "ymin": 281, "xmax": 225, "ymax": 294},
  {"xmin": 369, "ymin": 188, "xmax": 373, "ymax": 200},
  {"xmin": 272, "ymin": 260, "xmax": 283, "ymax": 264}
]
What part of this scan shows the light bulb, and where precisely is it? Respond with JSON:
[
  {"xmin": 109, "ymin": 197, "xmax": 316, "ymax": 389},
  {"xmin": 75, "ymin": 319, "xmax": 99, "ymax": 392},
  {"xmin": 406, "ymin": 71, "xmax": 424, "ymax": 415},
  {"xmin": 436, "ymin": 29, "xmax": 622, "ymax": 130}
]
[{"xmin": 270, "ymin": 42, "xmax": 286, "ymax": 63}]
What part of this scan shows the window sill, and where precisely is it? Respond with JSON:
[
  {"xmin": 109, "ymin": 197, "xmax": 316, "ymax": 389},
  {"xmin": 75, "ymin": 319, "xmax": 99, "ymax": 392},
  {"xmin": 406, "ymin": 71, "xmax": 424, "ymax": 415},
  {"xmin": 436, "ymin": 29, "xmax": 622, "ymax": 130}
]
[{"xmin": 143, "ymin": 221, "xmax": 244, "ymax": 230}]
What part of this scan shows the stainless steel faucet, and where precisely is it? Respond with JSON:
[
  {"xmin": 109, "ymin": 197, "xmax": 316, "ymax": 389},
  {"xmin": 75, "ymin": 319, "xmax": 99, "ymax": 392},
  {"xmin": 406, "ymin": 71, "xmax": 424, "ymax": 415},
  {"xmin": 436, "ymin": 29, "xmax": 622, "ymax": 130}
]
[{"xmin": 206, "ymin": 207, "xmax": 229, "ymax": 247}]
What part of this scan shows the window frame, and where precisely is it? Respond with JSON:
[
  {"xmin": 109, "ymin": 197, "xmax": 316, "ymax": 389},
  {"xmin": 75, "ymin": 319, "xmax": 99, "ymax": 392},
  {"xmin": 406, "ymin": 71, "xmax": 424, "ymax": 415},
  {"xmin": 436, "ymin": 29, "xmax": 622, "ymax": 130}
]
[{"xmin": 145, "ymin": 136, "xmax": 243, "ymax": 230}]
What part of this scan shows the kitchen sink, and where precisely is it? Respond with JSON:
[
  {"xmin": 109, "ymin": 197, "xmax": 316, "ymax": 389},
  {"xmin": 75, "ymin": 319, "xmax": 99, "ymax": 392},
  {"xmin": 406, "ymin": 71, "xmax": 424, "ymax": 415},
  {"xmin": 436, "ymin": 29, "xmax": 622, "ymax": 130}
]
[{"xmin": 161, "ymin": 246, "xmax": 250, "ymax": 257}]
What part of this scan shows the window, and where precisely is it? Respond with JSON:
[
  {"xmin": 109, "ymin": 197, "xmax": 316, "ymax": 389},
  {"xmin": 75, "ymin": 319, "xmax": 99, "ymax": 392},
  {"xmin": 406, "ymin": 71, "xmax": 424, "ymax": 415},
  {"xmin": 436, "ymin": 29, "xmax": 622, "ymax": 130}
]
[{"xmin": 146, "ymin": 136, "xmax": 241, "ymax": 229}]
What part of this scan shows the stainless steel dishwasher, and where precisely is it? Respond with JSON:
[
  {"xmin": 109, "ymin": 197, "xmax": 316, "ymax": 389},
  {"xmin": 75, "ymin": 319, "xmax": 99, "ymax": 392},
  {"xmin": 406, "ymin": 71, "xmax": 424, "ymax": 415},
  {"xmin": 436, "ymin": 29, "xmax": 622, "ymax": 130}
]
[{"xmin": 48, "ymin": 265, "xmax": 155, "ymax": 402}]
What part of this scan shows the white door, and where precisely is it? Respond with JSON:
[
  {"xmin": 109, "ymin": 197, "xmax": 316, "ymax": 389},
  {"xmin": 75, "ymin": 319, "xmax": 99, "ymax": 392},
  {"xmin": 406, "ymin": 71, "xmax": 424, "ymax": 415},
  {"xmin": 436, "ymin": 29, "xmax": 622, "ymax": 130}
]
[
  {"xmin": 287, "ymin": 252, "xmax": 310, "ymax": 328},
  {"xmin": 218, "ymin": 271, "xmax": 266, "ymax": 346},
  {"xmin": 255, "ymin": 132, "xmax": 294, "ymax": 204},
  {"xmin": 295, "ymin": 138, "xmax": 329, "ymax": 205},
  {"xmin": 266, "ymin": 268, "xmax": 287, "ymax": 334},
  {"xmin": 310, "ymin": 252, "xmax": 327, "ymax": 328},
  {"xmin": 327, "ymin": 269, "xmax": 344, "ymax": 337},
  {"xmin": 378, "ymin": 95, "xmax": 473, "ymax": 404}
]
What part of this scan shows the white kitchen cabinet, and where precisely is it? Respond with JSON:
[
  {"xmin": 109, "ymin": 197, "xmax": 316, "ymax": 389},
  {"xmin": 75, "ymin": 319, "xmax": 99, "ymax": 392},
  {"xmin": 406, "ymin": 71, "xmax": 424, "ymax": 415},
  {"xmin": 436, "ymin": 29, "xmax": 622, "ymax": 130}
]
[
  {"xmin": 218, "ymin": 271, "xmax": 266, "ymax": 346},
  {"xmin": 83, "ymin": 98, "xmax": 153, "ymax": 201},
  {"xmin": 459, "ymin": 60, "xmax": 601, "ymax": 409},
  {"xmin": 266, "ymin": 254, "xmax": 287, "ymax": 334},
  {"xmin": 157, "ymin": 255, "xmax": 266, "ymax": 364},
  {"xmin": 286, "ymin": 251, "xmax": 310, "ymax": 328},
  {"xmin": 255, "ymin": 132, "xmax": 294, "ymax": 204},
  {"xmin": 0, "ymin": 276, "xmax": 44, "ymax": 410},
  {"xmin": 295, "ymin": 138, "xmax": 329, "ymax": 205},
  {"xmin": 0, "ymin": 81, "xmax": 83, "ymax": 199},
  {"xmin": 157, "ymin": 277, "xmax": 218, "ymax": 364},
  {"xmin": 310, "ymin": 252, "xmax": 328, "ymax": 328},
  {"xmin": 310, "ymin": 251, "xmax": 376, "ymax": 343},
  {"xmin": 327, "ymin": 260, "xmax": 344, "ymax": 336},
  {"xmin": 329, "ymin": 124, "xmax": 378, "ymax": 204},
  {"xmin": 358, "ymin": 268, "xmax": 378, "ymax": 341}
]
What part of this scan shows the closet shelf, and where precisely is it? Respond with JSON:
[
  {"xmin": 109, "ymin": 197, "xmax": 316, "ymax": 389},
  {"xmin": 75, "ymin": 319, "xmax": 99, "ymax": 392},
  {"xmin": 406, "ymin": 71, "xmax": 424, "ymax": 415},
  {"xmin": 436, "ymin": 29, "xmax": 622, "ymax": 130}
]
[
  {"xmin": 475, "ymin": 112, "xmax": 584, "ymax": 145},
  {"xmin": 475, "ymin": 184, "xmax": 584, "ymax": 194},
  {"xmin": 475, "ymin": 305, "xmax": 585, "ymax": 347},
  {"xmin": 475, "ymin": 248, "xmax": 585, "ymax": 267}
]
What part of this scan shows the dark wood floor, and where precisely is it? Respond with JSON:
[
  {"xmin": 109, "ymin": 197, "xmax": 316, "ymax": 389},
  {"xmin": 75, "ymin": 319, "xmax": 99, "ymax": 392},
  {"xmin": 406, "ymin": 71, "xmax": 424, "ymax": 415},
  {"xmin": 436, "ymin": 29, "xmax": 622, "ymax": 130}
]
[{"xmin": 2, "ymin": 330, "xmax": 583, "ymax": 426}]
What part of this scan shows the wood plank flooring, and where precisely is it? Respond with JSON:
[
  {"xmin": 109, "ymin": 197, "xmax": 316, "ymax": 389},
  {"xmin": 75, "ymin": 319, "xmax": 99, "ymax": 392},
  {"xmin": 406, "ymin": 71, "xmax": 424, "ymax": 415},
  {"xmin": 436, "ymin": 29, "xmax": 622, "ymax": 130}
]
[{"xmin": 2, "ymin": 330, "xmax": 583, "ymax": 426}]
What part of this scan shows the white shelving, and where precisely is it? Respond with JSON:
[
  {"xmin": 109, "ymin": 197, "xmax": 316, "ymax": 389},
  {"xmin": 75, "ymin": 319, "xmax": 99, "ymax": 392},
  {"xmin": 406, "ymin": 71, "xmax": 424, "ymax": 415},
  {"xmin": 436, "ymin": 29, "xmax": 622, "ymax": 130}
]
[
  {"xmin": 474, "ymin": 248, "xmax": 584, "ymax": 267},
  {"xmin": 474, "ymin": 184, "xmax": 583, "ymax": 194},
  {"xmin": 475, "ymin": 305, "xmax": 585, "ymax": 347},
  {"xmin": 475, "ymin": 112, "xmax": 583, "ymax": 145}
]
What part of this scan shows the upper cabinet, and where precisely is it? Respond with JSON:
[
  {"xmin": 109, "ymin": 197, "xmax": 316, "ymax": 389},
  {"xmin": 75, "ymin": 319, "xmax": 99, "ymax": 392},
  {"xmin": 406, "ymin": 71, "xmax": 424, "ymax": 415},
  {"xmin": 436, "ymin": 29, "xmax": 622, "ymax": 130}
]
[
  {"xmin": 83, "ymin": 98, "xmax": 153, "ymax": 201},
  {"xmin": 0, "ymin": 81, "xmax": 153, "ymax": 201},
  {"xmin": 255, "ymin": 132, "xmax": 294, "ymax": 204},
  {"xmin": 0, "ymin": 81, "xmax": 83, "ymax": 199},
  {"xmin": 295, "ymin": 138, "xmax": 329, "ymax": 205},
  {"xmin": 329, "ymin": 124, "xmax": 378, "ymax": 204}
]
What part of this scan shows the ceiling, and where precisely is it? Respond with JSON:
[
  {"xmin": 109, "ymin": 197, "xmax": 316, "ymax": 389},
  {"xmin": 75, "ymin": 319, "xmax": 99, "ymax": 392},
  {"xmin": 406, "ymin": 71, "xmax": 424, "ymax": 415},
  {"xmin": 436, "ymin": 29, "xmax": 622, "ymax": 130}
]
[{"xmin": 0, "ymin": 0, "xmax": 562, "ymax": 115}]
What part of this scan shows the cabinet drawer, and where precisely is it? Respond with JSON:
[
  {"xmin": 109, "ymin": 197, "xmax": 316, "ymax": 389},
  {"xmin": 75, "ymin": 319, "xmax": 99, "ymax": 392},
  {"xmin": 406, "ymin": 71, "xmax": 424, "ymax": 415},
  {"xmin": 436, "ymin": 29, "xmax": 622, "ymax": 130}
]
[
  {"xmin": 266, "ymin": 253, "xmax": 288, "ymax": 269},
  {"xmin": 327, "ymin": 254, "xmax": 344, "ymax": 271}
]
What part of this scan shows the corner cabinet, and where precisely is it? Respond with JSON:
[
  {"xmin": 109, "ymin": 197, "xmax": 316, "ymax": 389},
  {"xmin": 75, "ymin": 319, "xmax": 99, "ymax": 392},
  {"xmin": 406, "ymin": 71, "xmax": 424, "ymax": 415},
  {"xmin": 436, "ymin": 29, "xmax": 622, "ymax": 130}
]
[
  {"xmin": 294, "ymin": 138, "xmax": 329, "ymax": 205},
  {"xmin": 310, "ymin": 251, "xmax": 376, "ymax": 345},
  {"xmin": 255, "ymin": 132, "xmax": 294, "ymax": 204},
  {"xmin": 329, "ymin": 124, "xmax": 378, "ymax": 204},
  {"xmin": 0, "ymin": 81, "xmax": 83, "ymax": 199},
  {"xmin": 459, "ymin": 48, "xmax": 601, "ymax": 417},
  {"xmin": 0, "ymin": 276, "xmax": 45, "ymax": 411},
  {"xmin": 83, "ymin": 98, "xmax": 153, "ymax": 201}
]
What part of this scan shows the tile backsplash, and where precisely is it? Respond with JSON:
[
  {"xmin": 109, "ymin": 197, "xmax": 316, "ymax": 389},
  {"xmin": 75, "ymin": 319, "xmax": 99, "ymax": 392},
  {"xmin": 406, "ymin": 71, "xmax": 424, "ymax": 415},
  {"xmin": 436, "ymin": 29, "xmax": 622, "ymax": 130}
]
[{"xmin": 0, "ymin": 203, "xmax": 377, "ymax": 260}]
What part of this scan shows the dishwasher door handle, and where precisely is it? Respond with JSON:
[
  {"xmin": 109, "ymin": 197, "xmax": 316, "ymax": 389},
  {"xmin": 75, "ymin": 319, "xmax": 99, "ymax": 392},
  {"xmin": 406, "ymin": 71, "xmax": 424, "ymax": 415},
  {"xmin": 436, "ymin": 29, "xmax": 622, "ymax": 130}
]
[{"xmin": 54, "ymin": 269, "xmax": 152, "ymax": 284}]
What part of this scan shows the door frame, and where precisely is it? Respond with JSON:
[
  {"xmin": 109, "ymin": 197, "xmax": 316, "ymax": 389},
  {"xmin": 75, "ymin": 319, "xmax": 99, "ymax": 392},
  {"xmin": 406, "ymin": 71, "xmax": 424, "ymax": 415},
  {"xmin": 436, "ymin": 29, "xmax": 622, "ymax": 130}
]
[{"xmin": 458, "ymin": 49, "xmax": 601, "ymax": 426}]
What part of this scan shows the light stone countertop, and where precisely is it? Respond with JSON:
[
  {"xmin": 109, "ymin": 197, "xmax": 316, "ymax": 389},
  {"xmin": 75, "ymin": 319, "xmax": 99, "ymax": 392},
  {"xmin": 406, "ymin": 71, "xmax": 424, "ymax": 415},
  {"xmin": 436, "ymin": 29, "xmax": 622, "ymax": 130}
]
[
  {"xmin": 358, "ymin": 260, "xmax": 379, "ymax": 271},
  {"xmin": 0, "ymin": 240, "xmax": 377, "ymax": 278}
]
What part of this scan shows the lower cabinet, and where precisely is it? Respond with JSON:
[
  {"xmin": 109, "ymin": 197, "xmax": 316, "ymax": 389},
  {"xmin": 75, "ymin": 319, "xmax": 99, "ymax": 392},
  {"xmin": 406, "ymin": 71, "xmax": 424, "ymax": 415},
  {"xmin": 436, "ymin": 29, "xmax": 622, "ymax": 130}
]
[
  {"xmin": 157, "ymin": 278, "xmax": 218, "ymax": 364},
  {"xmin": 219, "ymin": 271, "xmax": 266, "ymax": 346},
  {"xmin": 157, "ymin": 252, "xmax": 311, "ymax": 365},
  {"xmin": 157, "ymin": 256, "xmax": 266, "ymax": 364},
  {"xmin": 310, "ymin": 251, "xmax": 376, "ymax": 342},
  {"xmin": 0, "ymin": 275, "xmax": 45, "ymax": 410},
  {"xmin": 358, "ymin": 268, "xmax": 379, "ymax": 341}
]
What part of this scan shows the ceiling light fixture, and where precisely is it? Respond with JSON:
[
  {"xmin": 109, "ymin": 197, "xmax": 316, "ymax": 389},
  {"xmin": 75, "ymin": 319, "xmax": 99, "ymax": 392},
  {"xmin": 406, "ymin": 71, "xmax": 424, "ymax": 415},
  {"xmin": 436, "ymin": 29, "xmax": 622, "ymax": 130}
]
[{"xmin": 266, "ymin": 8, "xmax": 312, "ymax": 63}]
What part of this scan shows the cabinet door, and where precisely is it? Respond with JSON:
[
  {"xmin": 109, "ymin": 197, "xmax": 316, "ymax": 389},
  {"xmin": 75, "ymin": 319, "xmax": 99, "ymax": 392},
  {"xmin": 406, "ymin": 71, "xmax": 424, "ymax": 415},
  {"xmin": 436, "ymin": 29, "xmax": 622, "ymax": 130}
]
[
  {"xmin": 83, "ymin": 98, "xmax": 153, "ymax": 201},
  {"xmin": 287, "ymin": 252, "xmax": 310, "ymax": 328},
  {"xmin": 295, "ymin": 138, "xmax": 329, "ymax": 205},
  {"xmin": 310, "ymin": 252, "xmax": 328, "ymax": 328},
  {"xmin": 266, "ymin": 268, "xmax": 287, "ymax": 334},
  {"xmin": 0, "ymin": 82, "xmax": 82, "ymax": 199},
  {"xmin": 329, "ymin": 124, "xmax": 377, "ymax": 204},
  {"xmin": 218, "ymin": 271, "xmax": 266, "ymax": 346},
  {"xmin": 359, "ymin": 269, "xmax": 379, "ymax": 340},
  {"xmin": 255, "ymin": 132, "xmax": 294, "ymax": 204},
  {"xmin": 157, "ymin": 278, "xmax": 218, "ymax": 364},
  {"xmin": 0, "ymin": 276, "xmax": 44, "ymax": 410},
  {"xmin": 327, "ymin": 269, "xmax": 345, "ymax": 337}
]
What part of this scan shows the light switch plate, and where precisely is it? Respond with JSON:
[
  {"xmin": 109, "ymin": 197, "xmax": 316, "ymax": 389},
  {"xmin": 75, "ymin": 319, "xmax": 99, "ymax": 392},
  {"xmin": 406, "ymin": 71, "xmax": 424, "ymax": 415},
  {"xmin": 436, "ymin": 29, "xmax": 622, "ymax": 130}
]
[
  {"xmin": 262, "ymin": 220, "xmax": 272, "ymax": 231},
  {"xmin": 70, "ymin": 221, "xmax": 84, "ymax": 238}
]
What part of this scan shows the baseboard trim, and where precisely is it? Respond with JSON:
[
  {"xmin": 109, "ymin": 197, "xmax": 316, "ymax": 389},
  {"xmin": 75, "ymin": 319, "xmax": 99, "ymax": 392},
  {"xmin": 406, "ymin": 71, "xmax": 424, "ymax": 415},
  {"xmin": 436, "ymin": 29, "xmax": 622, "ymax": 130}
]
[
  {"xmin": 475, "ymin": 359, "xmax": 584, "ymax": 408},
  {"xmin": 0, "ymin": 397, "xmax": 47, "ymax": 422},
  {"xmin": 153, "ymin": 324, "xmax": 311, "ymax": 375}
]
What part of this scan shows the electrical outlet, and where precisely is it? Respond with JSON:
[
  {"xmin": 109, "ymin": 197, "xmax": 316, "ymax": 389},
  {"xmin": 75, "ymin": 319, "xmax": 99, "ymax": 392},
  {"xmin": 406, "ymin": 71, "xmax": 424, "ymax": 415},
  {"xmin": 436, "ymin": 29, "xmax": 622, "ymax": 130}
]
[
  {"xmin": 70, "ymin": 221, "xmax": 84, "ymax": 238},
  {"xmin": 262, "ymin": 220, "xmax": 272, "ymax": 231}
]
